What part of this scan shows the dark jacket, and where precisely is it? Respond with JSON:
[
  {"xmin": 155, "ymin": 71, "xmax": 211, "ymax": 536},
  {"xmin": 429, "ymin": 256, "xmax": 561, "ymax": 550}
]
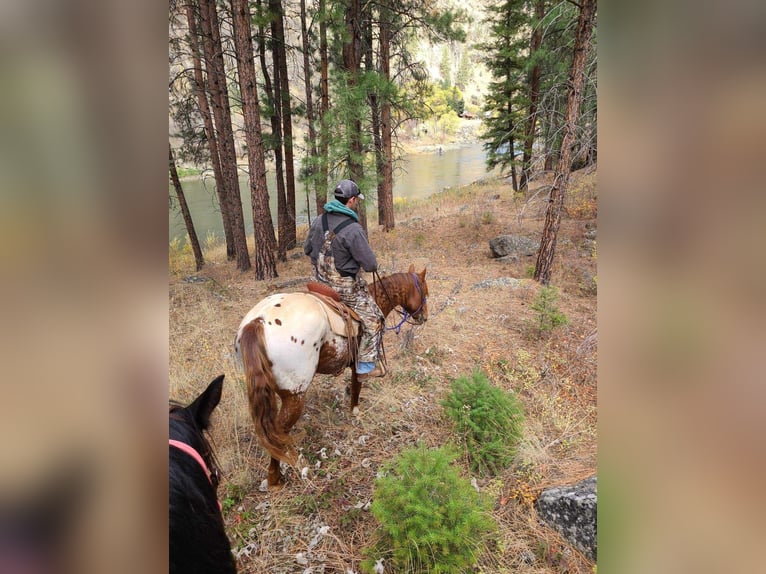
[{"xmin": 304, "ymin": 212, "xmax": 377, "ymax": 276}]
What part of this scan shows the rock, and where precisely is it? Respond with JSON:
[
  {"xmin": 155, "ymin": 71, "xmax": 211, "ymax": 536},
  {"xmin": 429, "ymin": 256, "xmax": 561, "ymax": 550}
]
[
  {"xmin": 471, "ymin": 277, "xmax": 522, "ymax": 289},
  {"xmin": 535, "ymin": 475, "xmax": 597, "ymax": 561},
  {"xmin": 520, "ymin": 549, "xmax": 536, "ymax": 565},
  {"xmin": 489, "ymin": 235, "xmax": 540, "ymax": 258}
]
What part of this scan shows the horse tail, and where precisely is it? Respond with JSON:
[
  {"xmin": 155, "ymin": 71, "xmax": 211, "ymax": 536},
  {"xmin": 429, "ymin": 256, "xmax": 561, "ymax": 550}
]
[{"xmin": 239, "ymin": 319, "xmax": 294, "ymax": 465}]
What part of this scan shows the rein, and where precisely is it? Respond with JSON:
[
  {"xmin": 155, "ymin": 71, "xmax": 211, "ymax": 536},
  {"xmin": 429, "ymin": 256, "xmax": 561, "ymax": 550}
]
[
  {"xmin": 169, "ymin": 439, "xmax": 218, "ymax": 487},
  {"xmin": 374, "ymin": 271, "xmax": 427, "ymax": 334}
]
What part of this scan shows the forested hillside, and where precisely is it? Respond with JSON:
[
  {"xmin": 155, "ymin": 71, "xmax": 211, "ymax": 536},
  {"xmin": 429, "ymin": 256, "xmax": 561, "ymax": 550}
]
[{"xmin": 169, "ymin": 0, "xmax": 596, "ymax": 281}]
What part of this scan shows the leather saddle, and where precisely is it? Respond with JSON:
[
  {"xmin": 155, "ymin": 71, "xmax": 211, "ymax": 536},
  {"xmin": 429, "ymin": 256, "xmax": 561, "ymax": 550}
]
[{"xmin": 306, "ymin": 282, "xmax": 360, "ymax": 338}]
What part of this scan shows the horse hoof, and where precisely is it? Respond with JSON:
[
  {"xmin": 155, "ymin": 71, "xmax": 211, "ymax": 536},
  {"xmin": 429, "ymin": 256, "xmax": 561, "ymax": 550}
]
[
  {"xmin": 263, "ymin": 477, "xmax": 284, "ymax": 491},
  {"xmin": 352, "ymin": 406, "xmax": 359, "ymax": 417}
]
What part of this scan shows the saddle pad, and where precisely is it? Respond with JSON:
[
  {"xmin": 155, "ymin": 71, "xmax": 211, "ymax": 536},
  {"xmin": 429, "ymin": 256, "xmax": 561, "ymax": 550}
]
[{"xmin": 306, "ymin": 291, "xmax": 360, "ymax": 338}]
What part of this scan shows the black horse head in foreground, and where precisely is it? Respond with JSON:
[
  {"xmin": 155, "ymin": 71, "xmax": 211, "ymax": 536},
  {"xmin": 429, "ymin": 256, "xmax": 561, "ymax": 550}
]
[{"xmin": 170, "ymin": 374, "xmax": 236, "ymax": 574}]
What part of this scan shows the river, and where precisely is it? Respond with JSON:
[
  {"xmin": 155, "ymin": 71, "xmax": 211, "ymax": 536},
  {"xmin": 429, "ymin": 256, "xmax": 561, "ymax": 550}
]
[{"xmin": 169, "ymin": 142, "xmax": 494, "ymax": 244}]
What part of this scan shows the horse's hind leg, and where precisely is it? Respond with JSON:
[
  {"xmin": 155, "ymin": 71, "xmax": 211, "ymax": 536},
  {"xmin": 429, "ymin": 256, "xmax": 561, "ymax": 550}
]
[
  {"xmin": 267, "ymin": 391, "xmax": 306, "ymax": 488},
  {"xmin": 349, "ymin": 371, "xmax": 361, "ymax": 416}
]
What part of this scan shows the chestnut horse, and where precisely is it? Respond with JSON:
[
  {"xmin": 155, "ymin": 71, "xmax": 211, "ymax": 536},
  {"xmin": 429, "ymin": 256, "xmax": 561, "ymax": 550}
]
[{"xmin": 235, "ymin": 265, "xmax": 428, "ymax": 488}]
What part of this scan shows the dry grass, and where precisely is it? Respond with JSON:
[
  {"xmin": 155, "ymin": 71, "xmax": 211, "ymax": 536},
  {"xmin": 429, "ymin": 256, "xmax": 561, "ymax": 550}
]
[{"xmin": 169, "ymin": 169, "xmax": 597, "ymax": 573}]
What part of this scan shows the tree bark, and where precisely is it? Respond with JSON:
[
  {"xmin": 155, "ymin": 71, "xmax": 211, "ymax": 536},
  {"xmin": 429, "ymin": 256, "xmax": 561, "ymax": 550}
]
[
  {"xmin": 250, "ymin": 0, "xmax": 278, "ymax": 257},
  {"xmin": 169, "ymin": 143, "xmax": 205, "ymax": 271},
  {"xmin": 363, "ymin": 9, "xmax": 383, "ymax": 226},
  {"xmin": 318, "ymin": 0, "xmax": 330, "ymax": 210},
  {"xmin": 534, "ymin": 0, "xmax": 596, "ymax": 285},
  {"xmin": 300, "ymin": 0, "xmax": 322, "ymax": 221},
  {"xmin": 342, "ymin": 0, "xmax": 367, "ymax": 231},
  {"xmin": 231, "ymin": 0, "xmax": 278, "ymax": 280},
  {"xmin": 520, "ymin": 0, "xmax": 545, "ymax": 193},
  {"xmin": 199, "ymin": 0, "xmax": 251, "ymax": 271},
  {"xmin": 378, "ymin": 4, "xmax": 395, "ymax": 231},
  {"xmin": 270, "ymin": 0, "xmax": 297, "ymax": 249},
  {"xmin": 256, "ymin": 1, "xmax": 288, "ymax": 262},
  {"xmin": 508, "ymin": 100, "xmax": 518, "ymax": 192},
  {"xmin": 184, "ymin": 1, "xmax": 234, "ymax": 260}
]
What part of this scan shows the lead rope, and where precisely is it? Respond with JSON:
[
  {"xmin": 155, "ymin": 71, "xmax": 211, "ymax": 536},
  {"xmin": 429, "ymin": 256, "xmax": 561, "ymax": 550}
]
[{"xmin": 371, "ymin": 270, "xmax": 390, "ymax": 368}]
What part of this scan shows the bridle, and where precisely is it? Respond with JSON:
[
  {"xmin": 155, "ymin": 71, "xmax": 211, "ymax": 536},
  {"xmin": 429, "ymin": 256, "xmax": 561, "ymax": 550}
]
[
  {"xmin": 374, "ymin": 271, "xmax": 428, "ymax": 334},
  {"xmin": 169, "ymin": 439, "xmax": 220, "ymax": 489}
]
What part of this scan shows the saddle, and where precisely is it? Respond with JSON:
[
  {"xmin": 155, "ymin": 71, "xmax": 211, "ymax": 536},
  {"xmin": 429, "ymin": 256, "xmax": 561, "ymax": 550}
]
[{"xmin": 306, "ymin": 282, "xmax": 360, "ymax": 339}]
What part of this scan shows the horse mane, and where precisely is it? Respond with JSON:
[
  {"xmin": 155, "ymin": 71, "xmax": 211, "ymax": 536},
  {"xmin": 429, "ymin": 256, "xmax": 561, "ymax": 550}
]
[{"xmin": 169, "ymin": 404, "xmax": 235, "ymax": 573}]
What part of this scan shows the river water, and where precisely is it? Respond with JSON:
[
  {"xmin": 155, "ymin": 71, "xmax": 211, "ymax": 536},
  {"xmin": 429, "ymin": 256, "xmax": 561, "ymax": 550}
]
[{"xmin": 169, "ymin": 142, "xmax": 493, "ymax": 244}]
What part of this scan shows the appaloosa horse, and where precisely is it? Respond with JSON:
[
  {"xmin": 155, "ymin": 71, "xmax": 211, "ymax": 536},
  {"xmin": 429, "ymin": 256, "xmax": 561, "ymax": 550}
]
[
  {"xmin": 170, "ymin": 375, "xmax": 236, "ymax": 573},
  {"xmin": 235, "ymin": 265, "xmax": 428, "ymax": 488}
]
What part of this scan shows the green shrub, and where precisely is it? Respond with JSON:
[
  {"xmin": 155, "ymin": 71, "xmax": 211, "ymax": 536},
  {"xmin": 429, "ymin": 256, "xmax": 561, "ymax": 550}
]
[
  {"xmin": 442, "ymin": 370, "xmax": 525, "ymax": 475},
  {"xmin": 362, "ymin": 444, "xmax": 495, "ymax": 574},
  {"xmin": 526, "ymin": 285, "xmax": 568, "ymax": 337}
]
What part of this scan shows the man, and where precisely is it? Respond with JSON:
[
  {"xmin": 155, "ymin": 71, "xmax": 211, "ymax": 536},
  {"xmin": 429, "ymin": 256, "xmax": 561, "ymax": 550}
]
[{"xmin": 304, "ymin": 179, "xmax": 385, "ymax": 380}]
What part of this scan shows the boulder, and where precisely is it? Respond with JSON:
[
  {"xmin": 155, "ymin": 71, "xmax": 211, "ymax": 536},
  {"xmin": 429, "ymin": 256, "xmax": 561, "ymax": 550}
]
[
  {"xmin": 489, "ymin": 235, "xmax": 539, "ymax": 258},
  {"xmin": 535, "ymin": 475, "xmax": 597, "ymax": 561},
  {"xmin": 471, "ymin": 277, "xmax": 522, "ymax": 290}
]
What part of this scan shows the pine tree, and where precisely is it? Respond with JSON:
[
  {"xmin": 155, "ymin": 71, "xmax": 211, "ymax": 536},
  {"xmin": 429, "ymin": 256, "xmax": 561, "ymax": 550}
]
[
  {"xmin": 479, "ymin": 0, "xmax": 531, "ymax": 191},
  {"xmin": 534, "ymin": 0, "xmax": 596, "ymax": 284},
  {"xmin": 534, "ymin": 0, "xmax": 582, "ymax": 173},
  {"xmin": 439, "ymin": 45, "xmax": 452, "ymax": 87},
  {"xmin": 169, "ymin": 143, "xmax": 204, "ymax": 271},
  {"xmin": 455, "ymin": 48, "xmax": 472, "ymax": 90},
  {"xmin": 231, "ymin": 0, "xmax": 277, "ymax": 280}
]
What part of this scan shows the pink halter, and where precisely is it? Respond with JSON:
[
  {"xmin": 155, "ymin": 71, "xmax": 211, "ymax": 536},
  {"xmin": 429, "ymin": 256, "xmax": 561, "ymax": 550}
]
[{"xmin": 169, "ymin": 439, "xmax": 215, "ymax": 485}]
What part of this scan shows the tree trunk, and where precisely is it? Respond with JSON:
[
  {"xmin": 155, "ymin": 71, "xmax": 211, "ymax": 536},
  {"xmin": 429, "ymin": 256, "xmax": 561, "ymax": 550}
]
[
  {"xmin": 379, "ymin": 4, "xmax": 395, "ymax": 231},
  {"xmin": 184, "ymin": 1, "xmax": 235, "ymax": 260},
  {"xmin": 364, "ymin": 9, "xmax": 383, "ymax": 227},
  {"xmin": 300, "ymin": 0, "xmax": 321, "ymax": 221},
  {"xmin": 231, "ymin": 0, "xmax": 278, "ymax": 280},
  {"xmin": 256, "ymin": 2, "xmax": 288, "ymax": 262},
  {"xmin": 272, "ymin": 48, "xmax": 289, "ymax": 261},
  {"xmin": 318, "ymin": 0, "xmax": 330, "ymax": 210},
  {"xmin": 270, "ymin": 0, "xmax": 297, "ymax": 249},
  {"xmin": 508, "ymin": 100, "xmax": 518, "ymax": 192},
  {"xmin": 510, "ymin": 136, "xmax": 518, "ymax": 191},
  {"xmin": 544, "ymin": 106, "xmax": 561, "ymax": 171},
  {"xmin": 169, "ymin": 143, "xmax": 205, "ymax": 271},
  {"xmin": 252, "ymin": 9, "xmax": 282, "ymax": 251},
  {"xmin": 534, "ymin": 0, "xmax": 596, "ymax": 285},
  {"xmin": 520, "ymin": 0, "xmax": 545, "ymax": 193},
  {"xmin": 199, "ymin": 0, "xmax": 251, "ymax": 271},
  {"xmin": 342, "ymin": 0, "xmax": 366, "ymax": 231}
]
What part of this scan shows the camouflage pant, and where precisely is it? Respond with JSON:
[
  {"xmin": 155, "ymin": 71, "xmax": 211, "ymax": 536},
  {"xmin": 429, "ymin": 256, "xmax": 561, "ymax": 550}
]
[{"xmin": 315, "ymin": 231, "xmax": 384, "ymax": 364}]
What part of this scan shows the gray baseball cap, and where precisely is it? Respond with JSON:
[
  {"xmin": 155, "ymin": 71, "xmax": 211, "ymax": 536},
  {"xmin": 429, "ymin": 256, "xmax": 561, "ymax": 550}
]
[{"xmin": 333, "ymin": 179, "xmax": 364, "ymax": 200}]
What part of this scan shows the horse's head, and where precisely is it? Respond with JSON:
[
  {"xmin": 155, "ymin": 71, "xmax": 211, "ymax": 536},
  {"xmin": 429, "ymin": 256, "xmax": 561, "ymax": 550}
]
[
  {"xmin": 169, "ymin": 375, "xmax": 224, "ymax": 491},
  {"xmin": 405, "ymin": 264, "xmax": 429, "ymax": 325}
]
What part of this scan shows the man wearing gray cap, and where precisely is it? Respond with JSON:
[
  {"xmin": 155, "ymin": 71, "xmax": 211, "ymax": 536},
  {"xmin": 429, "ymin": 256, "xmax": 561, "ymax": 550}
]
[{"xmin": 304, "ymin": 179, "xmax": 386, "ymax": 380}]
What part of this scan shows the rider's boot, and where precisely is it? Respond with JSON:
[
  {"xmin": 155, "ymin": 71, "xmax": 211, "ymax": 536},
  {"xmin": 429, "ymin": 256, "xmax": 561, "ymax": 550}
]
[{"xmin": 357, "ymin": 362, "xmax": 386, "ymax": 381}]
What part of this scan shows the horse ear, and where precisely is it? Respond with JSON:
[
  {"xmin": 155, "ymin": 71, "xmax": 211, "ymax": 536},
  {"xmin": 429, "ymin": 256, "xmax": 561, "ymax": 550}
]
[
  {"xmin": 189, "ymin": 374, "xmax": 224, "ymax": 430},
  {"xmin": 420, "ymin": 267, "xmax": 427, "ymax": 278},
  {"xmin": 408, "ymin": 264, "xmax": 415, "ymax": 273}
]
